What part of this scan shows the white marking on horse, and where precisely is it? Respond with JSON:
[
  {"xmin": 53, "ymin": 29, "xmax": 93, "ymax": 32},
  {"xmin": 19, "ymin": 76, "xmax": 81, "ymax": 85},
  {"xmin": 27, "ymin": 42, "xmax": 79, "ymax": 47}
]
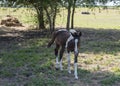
[
  {"xmin": 60, "ymin": 60, "xmax": 63, "ymax": 70},
  {"xmin": 74, "ymin": 63, "xmax": 78, "ymax": 79},
  {"xmin": 65, "ymin": 35, "xmax": 74, "ymax": 48},
  {"xmin": 74, "ymin": 39, "xmax": 78, "ymax": 79},
  {"xmin": 69, "ymin": 29, "xmax": 77, "ymax": 34},
  {"xmin": 74, "ymin": 39, "xmax": 78, "ymax": 54},
  {"xmin": 67, "ymin": 52, "xmax": 71, "ymax": 74},
  {"xmin": 58, "ymin": 29, "xmax": 67, "ymax": 32},
  {"xmin": 56, "ymin": 56, "xmax": 59, "ymax": 68}
]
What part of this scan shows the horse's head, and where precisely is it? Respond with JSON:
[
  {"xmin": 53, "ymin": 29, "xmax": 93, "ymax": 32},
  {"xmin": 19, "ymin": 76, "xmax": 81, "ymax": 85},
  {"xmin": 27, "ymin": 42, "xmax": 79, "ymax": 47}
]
[
  {"xmin": 71, "ymin": 31, "xmax": 82, "ymax": 56},
  {"xmin": 69, "ymin": 29, "xmax": 82, "ymax": 39},
  {"xmin": 72, "ymin": 31, "xmax": 82, "ymax": 39}
]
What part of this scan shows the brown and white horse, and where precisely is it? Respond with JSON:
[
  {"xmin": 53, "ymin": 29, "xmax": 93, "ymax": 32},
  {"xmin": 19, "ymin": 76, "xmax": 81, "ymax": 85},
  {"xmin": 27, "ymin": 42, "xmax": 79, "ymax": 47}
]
[{"xmin": 47, "ymin": 29, "xmax": 82, "ymax": 79}]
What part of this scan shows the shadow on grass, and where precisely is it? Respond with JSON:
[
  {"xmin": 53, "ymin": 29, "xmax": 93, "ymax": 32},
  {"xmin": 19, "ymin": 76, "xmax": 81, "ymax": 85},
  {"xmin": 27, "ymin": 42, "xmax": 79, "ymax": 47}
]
[
  {"xmin": 0, "ymin": 27, "xmax": 120, "ymax": 86},
  {"xmin": 77, "ymin": 68, "xmax": 120, "ymax": 86},
  {"xmin": 79, "ymin": 28, "xmax": 120, "ymax": 54},
  {"xmin": 0, "ymin": 26, "xmax": 120, "ymax": 54}
]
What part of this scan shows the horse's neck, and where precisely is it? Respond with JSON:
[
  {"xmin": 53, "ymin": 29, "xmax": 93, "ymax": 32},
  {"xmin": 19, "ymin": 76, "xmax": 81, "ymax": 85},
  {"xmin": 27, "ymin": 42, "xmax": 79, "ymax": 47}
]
[{"xmin": 65, "ymin": 33, "xmax": 74, "ymax": 48}]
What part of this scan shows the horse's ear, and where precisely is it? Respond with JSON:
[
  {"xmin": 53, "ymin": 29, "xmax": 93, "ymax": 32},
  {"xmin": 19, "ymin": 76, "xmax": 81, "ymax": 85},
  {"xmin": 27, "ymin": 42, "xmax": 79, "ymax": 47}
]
[
  {"xmin": 71, "ymin": 32, "xmax": 77, "ymax": 37},
  {"xmin": 78, "ymin": 31, "xmax": 82, "ymax": 37}
]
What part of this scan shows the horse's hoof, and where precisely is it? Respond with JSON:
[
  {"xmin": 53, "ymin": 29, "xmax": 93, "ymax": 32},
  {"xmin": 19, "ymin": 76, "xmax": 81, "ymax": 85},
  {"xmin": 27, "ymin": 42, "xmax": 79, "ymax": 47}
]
[
  {"xmin": 68, "ymin": 71, "xmax": 71, "ymax": 74},
  {"xmin": 75, "ymin": 77, "xmax": 78, "ymax": 80}
]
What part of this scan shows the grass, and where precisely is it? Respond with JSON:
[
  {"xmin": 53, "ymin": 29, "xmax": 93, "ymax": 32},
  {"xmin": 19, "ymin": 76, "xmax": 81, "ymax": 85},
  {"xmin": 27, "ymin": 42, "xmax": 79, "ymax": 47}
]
[
  {"xmin": 0, "ymin": 7, "xmax": 120, "ymax": 86},
  {"xmin": 0, "ymin": 7, "xmax": 37, "ymax": 25},
  {"xmin": 0, "ymin": 27, "xmax": 120, "ymax": 86},
  {"xmin": 0, "ymin": 37, "xmax": 66, "ymax": 86},
  {"xmin": 56, "ymin": 7, "xmax": 120, "ymax": 29},
  {"xmin": 0, "ymin": 7, "xmax": 120, "ymax": 29}
]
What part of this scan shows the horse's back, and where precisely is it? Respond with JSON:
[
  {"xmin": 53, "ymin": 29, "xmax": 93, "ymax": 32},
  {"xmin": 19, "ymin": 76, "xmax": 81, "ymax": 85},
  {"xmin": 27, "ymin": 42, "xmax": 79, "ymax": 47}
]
[{"xmin": 55, "ymin": 30, "xmax": 70, "ymax": 46}]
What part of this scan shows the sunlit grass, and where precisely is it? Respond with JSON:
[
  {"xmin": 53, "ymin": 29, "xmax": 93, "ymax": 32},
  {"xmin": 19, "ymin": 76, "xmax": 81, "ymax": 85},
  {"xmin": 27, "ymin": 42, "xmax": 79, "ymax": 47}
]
[
  {"xmin": 0, "ymin": 33, "xmax": 120, "ymax": 85},
  {"xmin": 0, "ymin": 7, "xmax": 37, "ymax": 25},
  {"xmin": 56, "ymin": 7, "xmax": 120, "ymax": 29},
  {"xmin": 0, "ymin": 7, "xmax": 120, "ymax": 29},
  {"xmin": 0, "ymin": 7, "xmax": 120, "ymax": 86}
]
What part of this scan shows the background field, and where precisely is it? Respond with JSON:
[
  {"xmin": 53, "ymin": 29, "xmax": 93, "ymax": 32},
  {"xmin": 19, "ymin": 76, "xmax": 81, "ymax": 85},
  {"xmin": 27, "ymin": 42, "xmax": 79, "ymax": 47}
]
[
  {"xmin": 56, "ymin": 7, "xmax": 120, "ymax": 29},
  {"xmin": 0, "ymin": 7, "xmax": 120, "ymax": 86},
  {"xmin": 0, "ymin": 7, "xmax": 120, "ymax": 29}
]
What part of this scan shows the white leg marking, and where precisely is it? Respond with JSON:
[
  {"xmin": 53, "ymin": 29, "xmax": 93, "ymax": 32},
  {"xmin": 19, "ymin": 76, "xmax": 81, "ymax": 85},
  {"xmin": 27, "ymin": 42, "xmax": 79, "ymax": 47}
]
[
  {"xmin": 74, "ymin": 39, "xmax": 78, "ymax": 53},
  {"xmin": 74, "ymin": 63, "xmax": 78, "ymax": 79},
  {"xmin": 67, "ymin": 52, "xmax": 71, "ymax": 74},
  {"xmin": 56, "ymin": 56, "xmax": 59, "ymax": 68},
  {"xmin": 60, "ymin": 60, "xmax": 63, "ymax": 70}
]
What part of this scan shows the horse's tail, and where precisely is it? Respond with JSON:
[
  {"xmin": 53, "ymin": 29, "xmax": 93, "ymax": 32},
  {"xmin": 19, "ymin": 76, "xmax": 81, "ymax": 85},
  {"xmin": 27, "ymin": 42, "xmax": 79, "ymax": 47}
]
[{"xmin": 47, "ymin": 31, "xmax": 57, "ymax": 48}]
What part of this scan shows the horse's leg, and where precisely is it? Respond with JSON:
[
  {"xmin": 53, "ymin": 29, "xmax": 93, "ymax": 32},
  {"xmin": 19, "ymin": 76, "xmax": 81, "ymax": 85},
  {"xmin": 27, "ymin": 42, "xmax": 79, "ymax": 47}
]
[
  {"xmin": 74, "ymin": 38, "xmax": 79, "ymax": 79},
  {"xmin": 59, "ymin": 46, "xmax": 65, "ymax": 71},
  {"xmin": 74, "ymin": 52, "xmax": 78, "ymax": 79},
  {"xmin": 67, "ymin": 51, "xmax": 71, "ymax": 74},
  {"xmin": 55, "ymin": 44, "xmax": 60, "ymax": 70}
]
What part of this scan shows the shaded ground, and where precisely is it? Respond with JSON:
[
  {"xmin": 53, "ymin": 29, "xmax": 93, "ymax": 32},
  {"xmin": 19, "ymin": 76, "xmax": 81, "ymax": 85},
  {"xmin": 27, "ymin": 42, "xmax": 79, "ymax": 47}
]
[{"xmin": 0, "ymin": 25, "xmax": 120, "ymax": 86}]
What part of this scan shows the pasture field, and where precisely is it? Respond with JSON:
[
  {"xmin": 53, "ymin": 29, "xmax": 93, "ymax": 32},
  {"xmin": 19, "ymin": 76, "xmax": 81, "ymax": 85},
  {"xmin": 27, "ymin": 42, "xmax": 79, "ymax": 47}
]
[
  {"xmin": 56, "ymin": 7, "xmax": 120, "ymax": 29},
  {"xmin": 0, "ymin": 7, "xmax": 120, "ymax": 29},
  {"xmin": 0, "ymin": 7, "xmax": 120, "ymax": 86},
  {"xmin": 0, "ymin": 7, "xmax": 37, "ymax": 25},
  {"xmin": 0, "ymin": 26, "xmax": 120, "ymax": 86}
]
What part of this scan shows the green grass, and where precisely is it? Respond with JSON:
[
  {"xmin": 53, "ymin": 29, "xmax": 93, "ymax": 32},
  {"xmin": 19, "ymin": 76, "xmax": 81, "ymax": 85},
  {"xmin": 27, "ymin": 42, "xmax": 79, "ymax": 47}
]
[
  {"xmin": 0, "ymin": 7, "xmax": 120, "ymax": 86},
  {"xmin": 0, "ymin": 7, "xmax": 37, "ymax": 25},
  {"xmin": 0, "ymin": 37, "xmax": 66, "ymax": 86},
  {"xmin": 0, "ymin": 28, "xmax": 120, "ymax": 86},
  {"xmin": 0, "ymin": 7, "xmax": 120, "ymax": 29},
  {"xmin": 56, "ymin": 7, "xmax": 120, "ymax": 29}
]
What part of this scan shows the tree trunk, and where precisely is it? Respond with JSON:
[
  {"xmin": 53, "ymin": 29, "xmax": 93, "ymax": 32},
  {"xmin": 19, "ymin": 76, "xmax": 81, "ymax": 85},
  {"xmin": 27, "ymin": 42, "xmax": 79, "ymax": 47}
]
[
  {"xmin": 44, "ymin": 5, "xmax": 58, "ymax": 32},
  {"xmin": 44, "ymin": 7, "xmax": 53, "ymax": 32},
  {"xmin": 71, "ymin": 0, "xmax": 76, "ymax": 29},
  {"xmin": 52, "ymin": 6, "xmax": 57, "ymax": 31},
  {"xmin": 35, "ymin": 6, "xmax": 45, "ymax": 30},
  {"xmin": 39, "ymin": 6, "xmax": 45, "ymax": 29},
  {"xmin": 66, "ymin": 3, "xmax": 71, "ymax": 30}
]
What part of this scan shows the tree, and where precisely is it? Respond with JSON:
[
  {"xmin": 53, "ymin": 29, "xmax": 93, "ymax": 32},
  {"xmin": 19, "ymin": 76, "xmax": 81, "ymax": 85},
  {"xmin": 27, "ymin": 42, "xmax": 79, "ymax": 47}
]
[
  {"xmin": 1, "ymin": 0, "xmax": 118, "ymax": 31},
  {"xmin": 71, "ymin": 0, "xmax": 77, "ymax": 29},
  {"xmin": 0, "ymin": 0, "xmax": 46, "ymax": 30},
  {"xmin": 62, "ymin": 0, "xmax": 77, "ymax": 30},
  {"xmin": 44, "ymin": 0, "xmax": 61, "ymax": 32},
  {"xmin": 27, "ymin": 0, "xmax": 60, "ymax": 31},
  {"xmin": 31, "ymin": 1, "xmax": 45, "ymax": 30},
  {"xmin": 62, "ymin": 0, "xmax": 116, "ymax": 30},
  {"xmin": 0, "ymin": 0, "xmax": 61, "ymax": 31}
]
